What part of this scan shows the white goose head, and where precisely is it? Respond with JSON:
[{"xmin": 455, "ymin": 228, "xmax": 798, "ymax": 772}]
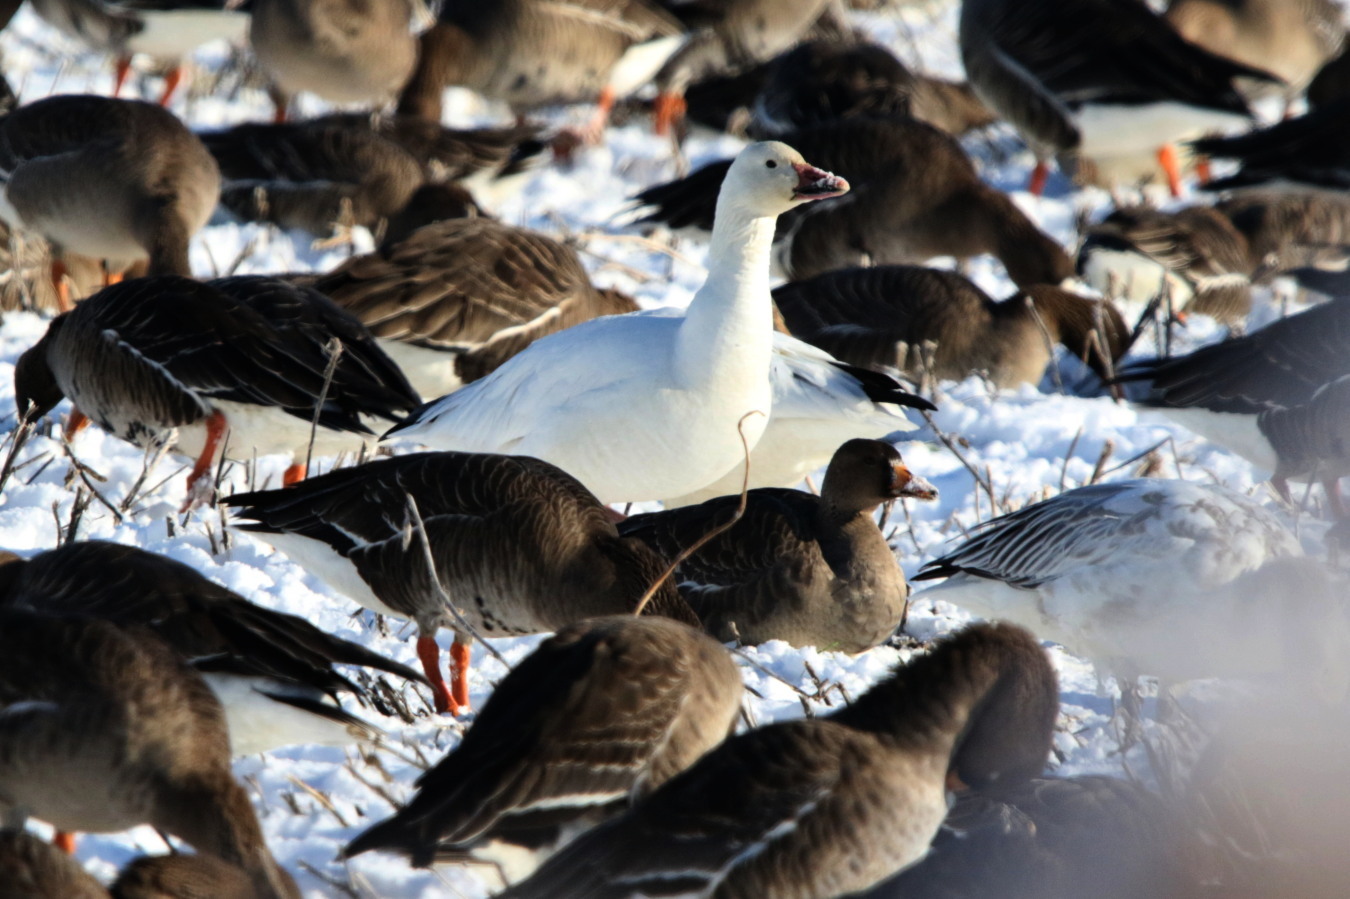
[{"xmin": 721, "ymin": 141, "xmax": 850, "ymax": 219}]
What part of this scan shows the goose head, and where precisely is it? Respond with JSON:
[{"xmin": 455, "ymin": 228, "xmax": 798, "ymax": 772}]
[
  {"xmin": 13, "ymin": 322, "xmax": 64, "ymax": 422},
  {"xmin": 821, "ymin": 439, "xmax": 938, "ymax": 516},
  {"xmin": 721, "ymin": 142, "xmax": 849, "ymax": 219}
]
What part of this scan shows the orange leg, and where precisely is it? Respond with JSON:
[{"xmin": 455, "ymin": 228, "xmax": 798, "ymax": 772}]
[
  {"xmin": 282, "ymin": 463, "xmax": 306, "ymax": 486},
  {"xmin": 65, "ymin": 408, "xmax": 89, "ymax": 441},
  {"xmin": 1027, "ymin": 160, "xmax": 1050, "ymax": 197},
  {"xmin": 50, "ymin": 259, "xmax": 72, "ymax": 313},
  {"xmin": 180, "ymin": 410, "xmax": 228, "ymax": 513},
  {"xmin": 1194, "ymin": 155, "xmax": 1212, "ymax": 185},
  {"xmin": 269, "ymin": 87, "xmax": 289, "ymax": 124},
  {"xmin": 417, "ymin": 634, "xmax": 459, "ymax": 715},
  {"xmin": 102, "ymin": 263, "xmax": 124, "ymax": 288},
  {"xmin": 449, "ymin": 639, "xmax": 472, "ymax": 712},
  {"xmin": 113, "ymin": 56, "xmax": 132, "ymax": 97},
  {"xmin": 1157, "ymin": 144, "xmax": 1183, "ymax": 198},
  {"xmin": 156, "ymin": 65, "xmax": 183, "ymax": 106},
  {"xmin": 652, "ymin": 91, "xmax": 686, "ymax": 137},
  {"xmin": 53, "ymin": 831, "xmax": 76, "ymax": 854}
]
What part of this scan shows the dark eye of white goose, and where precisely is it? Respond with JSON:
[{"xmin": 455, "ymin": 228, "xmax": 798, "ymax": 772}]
[{"xmin": 765, "ymin": 160, "xmax": 777, "ymax": 169}]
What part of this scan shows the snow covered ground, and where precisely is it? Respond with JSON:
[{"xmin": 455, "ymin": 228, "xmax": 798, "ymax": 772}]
[{"xmin": 0, "ymin": 3, "xmax": 1335, "ymax": 896}]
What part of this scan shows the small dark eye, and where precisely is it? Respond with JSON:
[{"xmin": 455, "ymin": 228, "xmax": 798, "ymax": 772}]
[{"xmin": 765, "ymin": 160, "xmax": 777, "ymax": 169}]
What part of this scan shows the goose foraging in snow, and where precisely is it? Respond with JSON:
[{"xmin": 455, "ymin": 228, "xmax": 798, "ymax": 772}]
[
  {"xmin": 621, "ymin": 439, "xmax": 936, "ymax": 652},
  {"xmin": 497, "ymin": 622, "xmax": 1059, "ymax": 899},
  {"xmin": 344, "ymin": 616, "xmax": 742, "ymax": 883},
  {"xmin": 385, "ymin": 141, "xmax": 849, "ymax": 505},
  {"xmin": 13, "ymin": 275, "xmax": 420, "ymax": 510},
  {"xmin": 0, "ymin": 541, "xmax": 426, "ymax": 755},
  {"xmin": 225, "ymin": 451, "xmax": 698, "ymax": 716}
]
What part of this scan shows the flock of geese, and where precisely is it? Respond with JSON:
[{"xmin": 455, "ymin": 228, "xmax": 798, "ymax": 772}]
[{"xmin": 0, "ymin": 0, "xmax": 1348, "ymax": 896}]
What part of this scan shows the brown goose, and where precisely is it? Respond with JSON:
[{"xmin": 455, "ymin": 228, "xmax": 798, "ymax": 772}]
[
  {"xmin": 397, "ymin": 0, "xmax": 684, "ymax": 132},
  {"xmin": 620, "ymin": 439, "xmax": 937, "ymax": 653},
  {"xmin": 1077, "ymin": 205, "xmax": 1255, "ymax": 324},
  {"xmin": 860, "ymin": 775, "xmax": 1185, "ymax": 899},
  {"xmin": 0, "ymin": 541, "xmax": 427, "ymax": 754},
  {"xmin": 1115, "ymin": 299, "xmax": 1350, "ymax": 516},
  {"xmin": 308, "ymin": 217, "xmax": 639, "ymax": 398},
  {"xmin": 635, "ymin": 118, "xmax": 1075, "ymax": 287},
  {"xmin": 960, "ymin": 0, "xmax": 1277, "ymax": 196},
  {"xmin": 0, "ymin": 611, "xmax": 300, "ymax": 898},
  {"xmin": 111, "ymin": 853, "xmax": 259, "ymax": 899},
  {"xmin": 0, "ymin": 830, "xmax": 106, "ymax": 899},
  {"xmin": 773, "ymin": 267, "xmax": 1128, "ymax": 389},
  {"xmin": 224, "ymin": 451, "xmax": 698, "ymax": 716},
  {"xmin": 199, "ymin": 115, "xmax": 546, "ymax": 238},
  {"xmin": 13, "ymin": 275, "xmax": 421, "ymax": 509},
  {"xmin": 248, "ymin": 0, "xmax": 419, "ymax": 119},
  {"xmin": 345, "ymin": 615, "xmax": 742, "ymax": 882},
  {"xmin": 651, "ymin": 0, "xmax": 841, "ymax": 133},
  {"xmin": 497, "ymin": 621, "xmax": 1059, "ymax": 899},
  {"xmin": 1165, "ymin": 0, "xmax": 1345, "ymax": 109},
  {"xmin": 1216, "ymin": 191, "xmax": 1350, "ymax": 282},
  {"xmin": 0, "ymin": 95, "xmax": 220, "ymax": 310}
]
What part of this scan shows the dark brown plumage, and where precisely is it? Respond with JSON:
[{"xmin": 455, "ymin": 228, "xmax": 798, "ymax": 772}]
[
  {"xmin": 498, "ymin": 622, "xmax": 1059, "ymax": 899},
  {"xmin": 308, "ymin": 217, "xmax": 639, "ymax": 398},
  {"xmin": 635, "ymin": 118, "xmax": 1075, "ymax": 287},
  {"xmin": 773, "ymin": 266, "xmax": 1128, "ymax": 388},
  {"xmin": 225, "ymin": 451, "xmax": 697, "ymax": 715},
  {"xmin": 345, "ymin": 616, "xmax": 742, "ymax": 881},
  {"xmin": 620, "ymin": 439, "xmax": 936, "ymax": 652},
  {"xmin": 0, "ymin": 612, "xmax": 299, "ymax": 898},
  {"xmin": 0, "ymin": 830, "xmax": 106, "ymax": 899}
]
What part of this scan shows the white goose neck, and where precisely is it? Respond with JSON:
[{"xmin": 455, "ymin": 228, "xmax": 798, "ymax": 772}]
[{"xmin": 676, "ymin": 204, "xmax": 778, "ymax": 382}]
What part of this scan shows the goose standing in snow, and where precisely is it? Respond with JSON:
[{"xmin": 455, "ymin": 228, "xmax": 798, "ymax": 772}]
[
  {"xmin": 1115, "ymin": 299, "xmax": 1350, "ymax": 515},
  {"xmin": 397, "ymin": 0, "xmax": 684, "ymax": 136},
  {"xmin": 225, "ymin": 452, "xmax": 698, "ymax": 715},
  {"xmin": 0, "ymin": 611, "xmax": 300, "ymax": 898},
  {"xmin": 13, "ymin": 275, "xmax": 420, "ymax": 509},
  {"xmin": 307, "ymin": 217, "xmax": 640, "ymax": 399},
  {"xmin": 345, "ymin": 616, "xmax": 742, "ymax": 883},
  {"xmin": 0, "ymin": 94, "xmax": 219, "ymax": 310},
  {"xmin": 0, "ymin": 541, "xmax": 427, "ymax": 755},
  {"xmin": 621, "ymin": 439, "xmax": 937, "ymax": 652},
  {"xmin": 386, "ymin": 141, "xmax": 849, "ymax": 505},
  {"xmin": 773, "ymin": 267, "xmax": 1128, "ymax": 389},
  {"xmin": 960, "ymin": 0, "xmax": 1279, "ymax": 196},
  {"xmin": 911, "ymin": 479, "xmax": 1309, "ymax": 682},
  {"xmin": 248, "ymin": 0, "xmax": 419, "ymax": 120},
  {"xmin": 497, "ymin": 622, "xmax": 1059, "ymax": 899},
  {"xmin": 28, "ymin": 0, "xmax": 252, "ymax": 105},
  {"xmin": 634, "ymin": 119, "xmax": 1074, "ymax": 287}
]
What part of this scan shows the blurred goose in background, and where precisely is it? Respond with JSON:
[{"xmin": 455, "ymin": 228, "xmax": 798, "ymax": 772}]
[
  {"xmin": 0, "ymin": 541, "xmax": 427, "ymax": 754},
  {"xmin": 498, "ymin": 622, "xmax": 1059, "ymax": 898},
  {"xmin": 397, "ymin": 0, "xmax": 683, "ymax": 137},
  {"xmin": 385, "ymin": 142, "xmax": 850, "ymax": 505},
  {"xmin": 860, "ymin": 775, "xmax": 1186, "ymax": 899},
  {"xmin": 1193, "ymin": 98, "xmax": 1350, "ymax": 192},
  {"xmin": 911, "ymin": 479, "xmax": 1313, "ymax": 683},
  {"xmin": 621, "ymin": 439, "xmax": 936, "ymax": 652},
  {"xmin": 200, "ymin": 115, "xmax": 546, "ymax": 237},
  {"xmin": 249, "ymin": 0, "xmax": 419, "ymax": 120},
  {"xmin": 960, "ymin": 0, "xmax": 1279, "ymax": 196},
  {"xmin": 635, "ymin": 118, "xmax": 1074, "ymax": 286},
  {"xmin": 650, "ymin": 0, "xmax": 844, "ymax": 133},
  {"xmin": 0, "ymin": 611, "xmax": 300, "ymax": 898},
  {"xmin": 1116, "ymin": 299, "xmax": 1350, "ymax": 515},
  {"xmin": 28, "ymin": 0, "xmax": 252, "ymax": 105},
  {"xmin": 1217, "ymin": 191, "xmax": 1350, "ymax": 281},
  {"xmin": 1165, "ymin": 0, "xmax": 1344, "ymax": 111},
  {"xmin": 1077, "ymin": 205, "xmax": 1255, "ymax": 324},
  {"xmin": 773, "ymin": 267, "xmax": 1128, "ymax": 389},
  {"xmin": 306, "ymin": 217, "xmax": 639, "ymax": 398},
  {"xmin": 225, "ymin": 452, "xmax": 698, "ymax": 716},
  {"xmin": 0, "ymin": 830, "xmax": 106, "ymax": 898},
  {"xmin": 0, "ymin": 94, "xmax": 219, "ymax": 309},
  {"xmin": 345, "ymin": 616, "xmax": 742, "ymax": 883},
  {"xmin": 13, "ymin": 275, "xmax": 420, "ymax": 509}
]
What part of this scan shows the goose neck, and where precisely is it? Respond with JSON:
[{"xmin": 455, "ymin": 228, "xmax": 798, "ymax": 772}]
[{"xmin": 677, "ymin": 208, "xmax": 777, "ymax": 368}]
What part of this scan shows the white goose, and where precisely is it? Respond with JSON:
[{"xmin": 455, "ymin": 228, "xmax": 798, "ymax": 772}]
[{"xmin": 385, "ymin": 141, "xmax": 849, "ymax": 505}]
